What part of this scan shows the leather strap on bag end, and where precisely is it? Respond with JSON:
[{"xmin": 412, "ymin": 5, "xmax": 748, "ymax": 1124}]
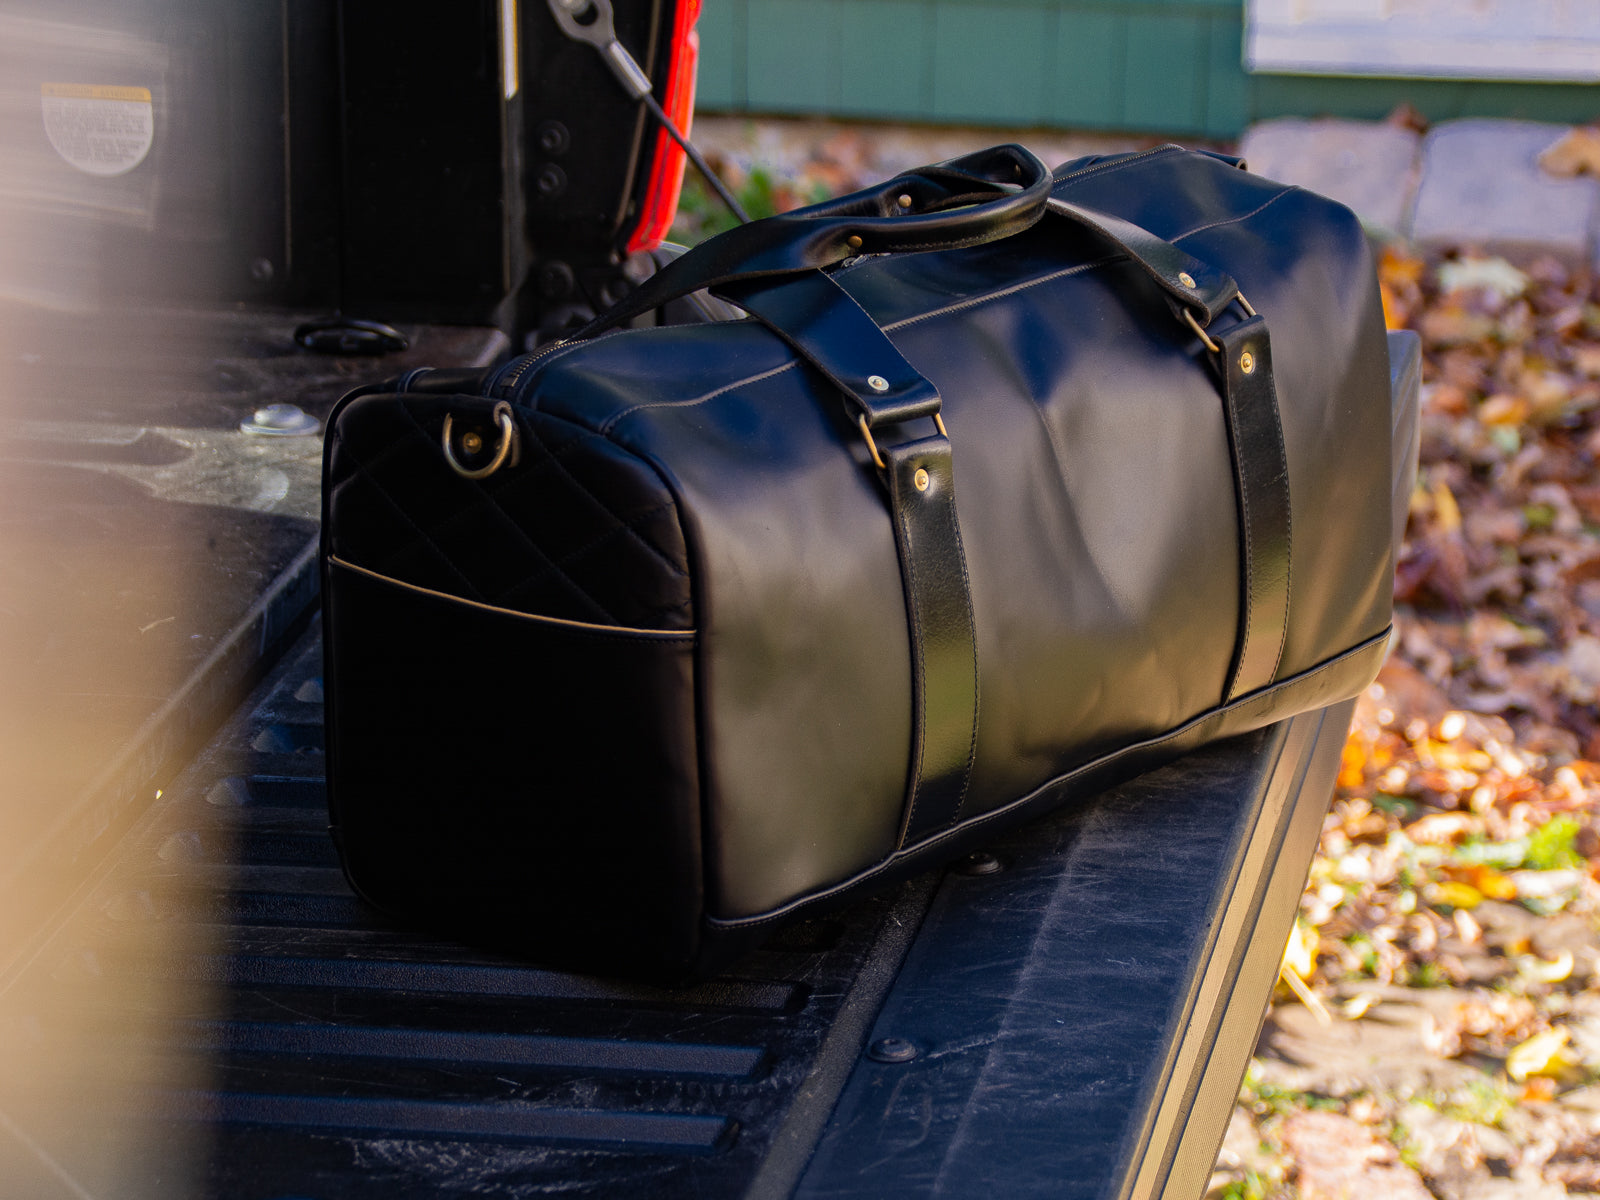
[
  {"xmin": 1044, "ymin": 195, "xmax": 1239, "ymax": 324},
  {"xmin": 721, "ymin": 270, "xmax": 980, "ymax": 847},
  {"xmin": 1214, "ymin": 316, "xmax": 1291, "ymax": 702},
  {"xmin": 1035, "ymin": 185, "xmax": 1288, "ymax": 701},
  {"xmin": 884, "ymin": 435, "xmax": 980, "ymax": 843},
  {"xmin": 717, "ymin": 274, "xmax": 942, "ymax": 428}
]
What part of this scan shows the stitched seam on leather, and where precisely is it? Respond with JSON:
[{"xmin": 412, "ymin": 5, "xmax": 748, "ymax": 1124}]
[
  {"xmin": 1267, "ymin": 363, "xmax": 1293, "ymax": 682},
  {"xmin": 949, "ymin": 491, "xmax": 980, "ymax": 821},
  {"xmin": 589, "ymin": 265, "xmax": 1115, "ymax": 430},
  {"xmin": 536, "ymin": 497, "xmax": 680, "ymax": 567},
  {"xmin": 524, "ymin": 430, "xmax": 691, "ymax": 580},
  {"xmin": 599, "ymin": 360, "xmax": 800, "ymax": 430},
  {"xmin": 883, "ymin": 257, "xmax": 1120, "ymax": 332},
  {"xmin": 705, "ymin": 627, "xmax": 1391, "ymax": 928},
  {"xmin": 1230, "ymin": 375, "xmax": 1256, "ymax": 703},
  {"xmin": 330, "ymin": 556, "xmax": 695, "ymax": 640},
  {"xmin": 896, "ymin": 494, "xmax": 929, "ymax": 845},
  {"xmin": 335, "ymin": 436, "xmax": 489, "ymax": 604},
  {"xmin": 476, "ymin": 427, "xmax": 691, "ymax": 585},
  {"xmin": 555, "ymin": 190, "xmax": 1284, "ymax": 438},
  {"xmin": 390, "ymin": 402, "xmax": 621, "ymax": 621},
  {"xmin": 1050, "ymin": 144, "xmax": 1180, "ymax": 190},
  {"xmin": 391, "ymin": 401, "xmax": 624, "ymax": 624},
  {"xmin": 493, "ymin": 499, "xmax": 686, "ymax": 613},
  {"xmin": 1170, "ymin": 188, "xmax": 1295, "ymax": 244},
  {"xmin": 485, "ymin": 405, "xmax": 700, "ymax": 636}
]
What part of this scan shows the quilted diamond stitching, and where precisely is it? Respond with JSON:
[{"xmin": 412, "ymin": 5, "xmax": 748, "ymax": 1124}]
[
  {"xmin": 391, "ymin": 401, "xmax": 627, "ymax": 625},
  {"xmin": 331, "ymin": 406, "xmax": 621, "ymax": 625},
  {"xmin": 475, "ymin": 418, "xmax": 690, "ymax": 581},
  {"xmin": 330, "ymin": 394, "xmax": 693, "ymax": 630},
  {"xmin": 330, "ymin": 430, "xmax": 491, "ymax": 605},
  {"xmin": 485, "ymin": 497, "xmax": 680, "ymax": 608}
]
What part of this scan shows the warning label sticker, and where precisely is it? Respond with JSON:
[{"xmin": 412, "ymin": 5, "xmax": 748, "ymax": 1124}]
[{"xmin": 41, "ymin": 83, "xmax": 154, "ymax": 177}]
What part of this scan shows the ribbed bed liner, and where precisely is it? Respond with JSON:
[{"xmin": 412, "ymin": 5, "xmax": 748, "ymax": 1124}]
[{"xmin": 3, "ymin": 626, "xmax": 929, "ymax": 1200}]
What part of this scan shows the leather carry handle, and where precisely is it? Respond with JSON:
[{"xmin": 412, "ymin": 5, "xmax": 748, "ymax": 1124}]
[
  {"xmin": 565, "ymin": 152, "xmax": 1245, "ymax": 351},
  {"xmin": 569, "ymin": 144, "xmax": 1055, "ymax": 340}
]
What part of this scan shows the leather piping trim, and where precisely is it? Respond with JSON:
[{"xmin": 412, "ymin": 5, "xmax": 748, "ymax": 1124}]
[
  {"xmin": 704, "ymin": 626, "xmax": 1391, "ymax": 929},
  {"xmin": 328, "ymin": 557, "xmax": 696, "ymax": 640},
  {"xmin": 595, "ymin": 259, "xmax": 1118, "ymax": 429},
  {"xmin": 1170, "ymin": 188, "xmax": 1294, "ymax": 245},
  {"xmin": 881, "ymin": 257, "xmax": 1120, "ymax": 333},
  {"xmin": 1052, "ymin": 143, "xmax": 1180, "ymax": 187}
]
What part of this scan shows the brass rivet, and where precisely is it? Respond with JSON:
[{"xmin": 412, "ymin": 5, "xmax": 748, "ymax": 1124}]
[
  {"xmin": 867, "ymin": 375, "xmax": 890, "ymax": 393},
  {"xmin": 914, "ymin": 468, "xmax": 930, "ymax": 492},
  {"xmin": 462, "ymin": 431, "xmax": 484, "ymax": 453},
  {"xmin": 847, "ymin": 235, "xmax": 863, "ymax": 249},
  {"xmin": 1239, "ymin": 351, "xmax": 1256, "ymax": 375},
  {"xmin": 897, "ymin": 193, "xmax": 913, "ymax": 209},
  {"xmin": 1178, "ymin": 271, "xmax": 1196, "ymax": 289}
]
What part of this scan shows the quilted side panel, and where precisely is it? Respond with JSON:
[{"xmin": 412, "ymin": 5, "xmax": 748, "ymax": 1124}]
[{"xmin": 324, "ymin": 393, "xmax": 693, "ymax": 632}]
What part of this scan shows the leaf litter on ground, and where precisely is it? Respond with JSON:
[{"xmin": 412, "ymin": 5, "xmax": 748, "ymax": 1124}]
[
  {"xmin": 1230, "ymin": 236, "xmax": 1600, "ymax": 1199},
  {"xmin": 670, "ymin": 115, "xmax": 1600, "ymax": 1198}
]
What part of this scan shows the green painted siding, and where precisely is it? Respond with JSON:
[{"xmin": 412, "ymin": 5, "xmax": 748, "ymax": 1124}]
[
  {"xmin": 931, "ymin": 4, "xmax": 1054, "ymax": 125},
  {"xmin": 695, "ymin": 0, "xmax": 1600, "ymax": 139},
  {"xmin": 1204, "ymin": 15, "xmax": 1251, "ymax": 136},
  {"xmin": 1121, "ymin": 13, "xmax": 1209, "ymax": 133},
  {"xmin": 1051, "ymin": 9, "xmax": 1122, "ymax": 127},
  {"xmin": 839, "ymin": 2, "xmax": 934, "ymax": 117}
]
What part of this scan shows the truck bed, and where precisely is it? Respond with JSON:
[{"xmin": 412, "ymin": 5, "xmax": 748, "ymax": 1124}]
[{"xmin": 0, "ymin": 331, "xmax": 1418, "ymax": 1200}]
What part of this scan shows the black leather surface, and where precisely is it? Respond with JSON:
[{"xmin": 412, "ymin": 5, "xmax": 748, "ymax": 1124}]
[
  {"xmin": 719, "ymin": 273, "xmax": 944, "ymax": 428},
  {"xmin": 720, "ymin": 272, "xmax": 980, "ymax": 846},
  {"xmin": 324, "ymin": 558, "xmax": 705, "ymax": 976},
  {"xmin": 323, "ymin": 144, "xmax": 1394, "ymax": 972},
  {"xmin": 1044, "ymin": 148, "xmax": 1394, "ymax": 684}
]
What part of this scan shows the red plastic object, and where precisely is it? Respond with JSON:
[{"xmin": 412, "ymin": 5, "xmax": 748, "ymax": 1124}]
[{"xmin": 624, "ymin": 0, "xmax": 700, "ymax": 254}]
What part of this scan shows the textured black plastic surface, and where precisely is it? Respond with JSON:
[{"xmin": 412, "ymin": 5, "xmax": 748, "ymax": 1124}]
[
  {"xmin": 0, "ymin": 629, "xmax": 936, "ymax": 1198},
  {"xmin": 794, "ymin": 703, "xmax": 1351, "ymax": 1200},
  {"xmin": 0, "ymin": 623, "xmax": 1349, "ymax": 1200}
]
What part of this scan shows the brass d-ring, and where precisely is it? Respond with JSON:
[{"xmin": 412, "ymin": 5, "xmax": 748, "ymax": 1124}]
[
  {"xmin": 442, "ymin": 402, "xmax": 517, "ymax": 480},
  {"xmin": 1183, "ymin": 292, "xmax": 1257, "ymax": 356},
  {"xmin": 1182, "ymin": 307, "xmax": 1221, "ymax": 354}
]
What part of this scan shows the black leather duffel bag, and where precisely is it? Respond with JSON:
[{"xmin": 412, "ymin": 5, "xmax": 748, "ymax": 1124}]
[{"xmin": 321, "ymin": 144, "xmax": 1394, "ymax": 979}]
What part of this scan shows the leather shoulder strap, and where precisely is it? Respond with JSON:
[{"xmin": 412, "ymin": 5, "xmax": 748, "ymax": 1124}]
[
  {"xmin": 1212, "ymin": 316, "xmax": 1291, "ymax": 702},
  {"xmin": 721, "ymin": 271, "xmax": 980, "ymax": 847}
]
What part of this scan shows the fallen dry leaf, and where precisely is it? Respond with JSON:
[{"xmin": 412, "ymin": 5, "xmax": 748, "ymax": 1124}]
[
  {"xmin": 1517, "ymin": 949, "xmax": 1575, "ymax": 984},
  {"xmin": 1280, "ymin": 1111, "xmax": 1433, "ymax": 1200},
  {"xmin": 1437, "ymin": 256, "xmax": 1529, "ymax": 302},
  {"xmin": 1507, "ymin": 1027, "xmax": 1574, "ymax": 1081},
  {"xmin": 1539, "ymin": 125, "xmax": 1600, "ymax": 178}
]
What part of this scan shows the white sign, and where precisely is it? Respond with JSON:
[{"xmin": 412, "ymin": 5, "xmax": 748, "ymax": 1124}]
[
  {"xmin": 40, "ymin": 82, "xmax": 154, "ymax": 177},
  {"xmin": 1246, "ymin": 0, "xmax": 1600, "ymax": 82}
]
